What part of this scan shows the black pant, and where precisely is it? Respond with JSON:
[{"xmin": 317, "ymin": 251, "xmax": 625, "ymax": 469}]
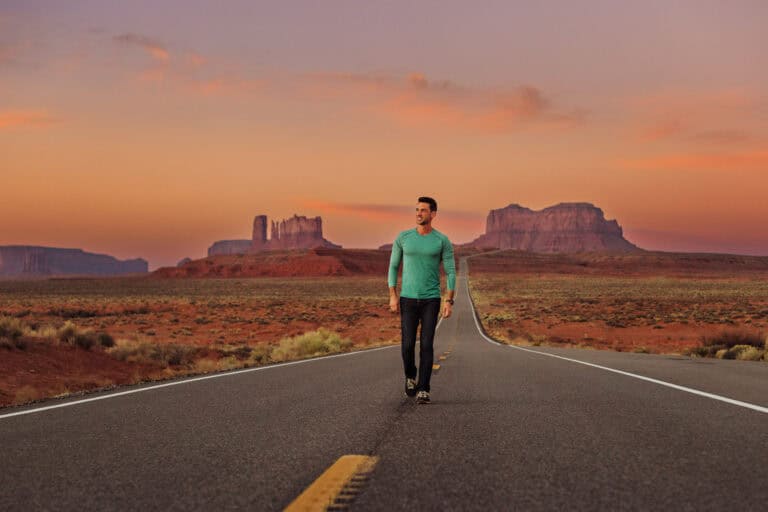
[{"xmin": 400, "ymin": 297, "xmax": 441, "ymax": 392}]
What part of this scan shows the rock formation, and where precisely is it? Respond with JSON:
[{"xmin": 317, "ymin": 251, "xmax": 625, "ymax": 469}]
[
  {"xmin": 465, "ymin": 203, "xmax": 639, "ymax": 253},
  {"xmin": 207, "ymin": 240, "xmax": 253, "ymax": 257},
  {"xmin": 267, "ymin": 215, "xmax": 340, "ymax": 250},
  {"xmin": 0, "ymin": 246, "xmax": 148, "ymax": 277},
  {"xmin": 177, "ymin": 257, "xmax": 192, "ymax": 267},
  {"xmin": 208, "ymin": 214, "xmax": 341, "ymax": 256}
]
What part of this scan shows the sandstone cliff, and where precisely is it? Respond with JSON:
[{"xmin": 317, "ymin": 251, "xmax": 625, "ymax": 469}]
[
  {"xmin": 466, "ymin": 203, "xmax": 639, "ymax": 252},
  {"xmin": 208, "ymin": 214, "xmax": 341, "ymax": 256},
  {"xmin": 0, "ymin": 246, "xmax": 148, "ymax": 277},
  {"xmin": 207, "ymin": 240, "xmax": 253, "ymax": 257},
  {"xmin": 267, "ymin": 215, "xmax": 341, "ymax": 250}
]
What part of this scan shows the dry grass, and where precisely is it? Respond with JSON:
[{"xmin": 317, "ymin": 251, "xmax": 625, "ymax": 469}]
[
  {"xmin": 13, "ymin": 385, "xmax": 43, "ymax": 404},
  {"xmin": 686, "ymin": 330, "xmax": 767, "ymax": 361},
  {"xmin": 271, "ymin": 328, "xmax": 353, "ymax": 362},
  {"xmin": 106, "ymin": 338, "xmax": 199, "ymax": 367}
]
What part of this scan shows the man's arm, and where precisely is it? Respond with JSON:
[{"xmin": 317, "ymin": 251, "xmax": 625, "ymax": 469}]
[
  {"xmin": 441, "ymin": 237, "xmax": 456, "ymax": 318},
  {"xmin": 388, "ymin": 237, "xmax": 403, "ymax": 313}
]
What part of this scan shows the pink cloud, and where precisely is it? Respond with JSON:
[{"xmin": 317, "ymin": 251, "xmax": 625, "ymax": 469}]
[
  {"xmin": 114, "ymin": 33, "xmax": 262, "ymax": 98},
  {"xmin": 302, "ymin": 72, "xmax": 584, "ymax": 134},
  {"xmin": 0, "ymin": 110, "xmax": 57, "ymax": 130},
  {"xmin": 114, "ymin": 33, "xmax": 169, "ymax": 62}
]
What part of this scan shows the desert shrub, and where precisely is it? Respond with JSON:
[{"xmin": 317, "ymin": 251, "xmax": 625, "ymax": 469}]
[
  {"xmin": 193, "ymin": 358, "xmax": 218, "ymax": 373},
  {"xmin": 58, "ymin": 321, "xmax": 80, "ymax": 344},
  {"xmin": 224, "ymin": 346, "xmax": 252, "ymax": 360},
  {"xmin": 483, "ymin": 312, "xmax": 517, "ymax": 325},
  {"xmin": 98, "ymin": 332, "xmax": 115, "ymax": 348},
  {"xmin": 271, "ymin": 328, "xmax": 352, "ymax": 362},
  {"xmin": 217, "ymin": 356, "xmax": 241, "ymax": 371},
  {"xmin": 0, "ymin": 315, "xmax": 25, "ymax": 340},
  {"xmin": 686, "ymin": 346, "xmax": 710, "ymax": 358},
  {"xmin": 74, "ymin": 333, "xmax": 96, "ymax": 350},
  {"xmin": 248, "ymin": 345, "xmax": 271, "ymax": 364},
  {"xmin": 703, "ymin": 330, "xmax": 764, "ymax": 349},
  {"xmin": 159, "ymin": 344, "xmax": 195, "ymax": 366},
  {"xmin": 725, "ymin": 345, "xmax": 764, "ymax": 361},
  {"xmin": 14, "ymin": 385, "xmax": 42, "ymax": 405},
  {"xmin": 689, "ymin": 329, "xmax": 766, "ymax": 358},
  {"xmin": 47, "ymin": 307, "xmax": 99, "ymax": 318},
  {"xmin": 107, "ymin": 339, "xmax": 198, "ymax": 367}
]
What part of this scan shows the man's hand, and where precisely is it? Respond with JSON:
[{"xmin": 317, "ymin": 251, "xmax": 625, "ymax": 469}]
[
  {"xmin": 442, "ymin": 301, "xmax": 453, "ymax": 319},
  {"xmin": 389, "ymin": 294, "xmax": 400, "ymax": 314}
]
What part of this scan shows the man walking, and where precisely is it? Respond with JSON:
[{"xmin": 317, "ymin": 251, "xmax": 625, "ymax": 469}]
[{"xmin": 388, "ymin": 197, "xmax": 456, "ymax": 404}]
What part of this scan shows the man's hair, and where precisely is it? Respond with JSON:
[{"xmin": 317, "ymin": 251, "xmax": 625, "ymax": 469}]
[{"xmin": 418, "ymin": 196, "xmax": 438, "ymax": 212}]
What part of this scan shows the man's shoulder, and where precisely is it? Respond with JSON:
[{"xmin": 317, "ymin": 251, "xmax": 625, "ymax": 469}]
[
  {"xmin": 431, "ymin": 228, "xmax": 453, "ymax": 244},
  {"xmin": 395, "ymin": 228, "xmax": 417, "ymax": 241}
]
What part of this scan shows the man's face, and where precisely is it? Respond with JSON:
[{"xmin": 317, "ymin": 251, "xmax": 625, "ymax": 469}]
[{"xmin": 415, "ymin": 202, "xmax": 435, "ymax": 226}]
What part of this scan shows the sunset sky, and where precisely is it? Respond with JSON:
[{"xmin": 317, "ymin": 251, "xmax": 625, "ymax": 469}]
[{"xmin": 2, "ymin": 1, "xmax": 767, "ymax": 269}]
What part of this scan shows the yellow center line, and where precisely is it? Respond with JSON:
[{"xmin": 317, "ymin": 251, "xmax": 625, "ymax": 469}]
[
  {"xmin": 285, "ymin": 455, "xmax": 379, "ymax": 511},
  {"xmin": 432, "ymin": 363, "xmax": 441, "ymax": 370}
]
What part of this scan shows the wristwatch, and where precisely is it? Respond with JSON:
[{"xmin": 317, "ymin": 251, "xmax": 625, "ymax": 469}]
[{"xmin": 446, "ymin": 298, "xmax": 455, "ymax": 305}]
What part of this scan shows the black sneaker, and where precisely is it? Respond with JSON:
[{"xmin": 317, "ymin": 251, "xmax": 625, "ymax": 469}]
[
  {"xmin": 416, "ymin": 390, "xmax": 430, "ymax": 404},
  {"xmin": 405, "ymin": 377, "xmax": 417, "ymax": 397}
]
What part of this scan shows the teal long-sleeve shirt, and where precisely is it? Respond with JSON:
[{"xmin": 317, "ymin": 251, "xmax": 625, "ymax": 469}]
[{"xmin": 387, "ymin": 228, "xmax": 456, "ymax": 299}]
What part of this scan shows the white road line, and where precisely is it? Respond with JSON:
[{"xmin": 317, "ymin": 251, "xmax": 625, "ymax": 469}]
[
  {"xmin": 463, "ymin": 271, "xmax": 768, "ymax": 415},
  {"xmin": 0, "ymin": 344, "xmax": 398, "ymax": 421}
]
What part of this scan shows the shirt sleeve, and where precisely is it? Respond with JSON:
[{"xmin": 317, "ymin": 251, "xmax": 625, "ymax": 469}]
[
  {"xmin": 442, "ymin": 236, "xmax": 456, "ymax": 291},
  {"xmin": 387, "ymin": 235, "xmax": 403, "ymax": 288}
]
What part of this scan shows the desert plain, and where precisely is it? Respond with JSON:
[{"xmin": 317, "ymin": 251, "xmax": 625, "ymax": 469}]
[{"xmin": 2, "ymin": 249, "xmax": 767, "ymax": 408}]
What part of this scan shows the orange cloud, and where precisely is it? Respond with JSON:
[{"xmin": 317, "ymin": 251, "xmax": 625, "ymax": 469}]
[
  {"xmin": 114, "ymin": 33, "xmax": 262, "ymax": 98},
  {"xmin": 0, "ymin": 110, "xmax": 56, "ymax": 130},
  {"xmin": 303, "ymin": 72, "xmax": 584, "ymax": 134},
  {"xmin": 623, "ymin": 150, "xmax": 768, "ymax": 172},
  {"xmin": 301, "ymin": 199, "xmax": 485, "ymax": 229},
  {"xmin": 114, "ymin": 33, "xmax": 169, "ymax": 62},
  {"xmin": 185, "ymin": 52, "xmax": 206, "ymax": 69}
]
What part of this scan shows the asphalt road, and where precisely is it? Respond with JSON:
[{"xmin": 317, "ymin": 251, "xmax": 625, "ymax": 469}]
[{"xmin": 1, "ymin": 259, "xmax": 767, "ymax": 511}]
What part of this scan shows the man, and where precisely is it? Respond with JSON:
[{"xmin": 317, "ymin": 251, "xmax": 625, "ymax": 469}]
[{"xmin": 388, "ymin": 196, "xmax": 456, "ymax": 404}]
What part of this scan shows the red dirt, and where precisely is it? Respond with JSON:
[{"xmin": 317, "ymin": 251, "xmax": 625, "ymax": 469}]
[
  {"xmin": 467, "ymin": 250, "xmax": 768, "ymax": 278},
  {"xmin": 153, "ymin": 249, "xmax": 392, "ymax": 278},
  {"xmin": 0, "ymin": 340, "xmax": 159, "ymax": 405}
]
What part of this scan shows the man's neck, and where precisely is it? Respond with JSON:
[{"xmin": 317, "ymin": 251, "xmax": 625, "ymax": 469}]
[{"xmin": 416, "ymin": 223, "xmax": 433, "ymax": 235}]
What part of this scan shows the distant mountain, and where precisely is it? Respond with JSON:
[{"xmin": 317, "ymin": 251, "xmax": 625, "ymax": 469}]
[
  {"xmin": 464, "ymin": 202, "xmax": 639, "ymax": 252},
  {"xmin": 0, "ymin": 246, "xmax": 148, "ymax": 277}
]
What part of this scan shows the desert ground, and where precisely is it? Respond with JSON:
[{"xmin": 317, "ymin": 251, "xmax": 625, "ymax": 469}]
[
  {"xmin": 2, "ymin": 249, "xmax": 767, "ymax": 408},
  {"xmin": 0, "ymin": 275, "xmax": 399, "ymax": 407},
  {"xmin": 467, "ymin": 250, "xmax": 768, "ymax": 357}
]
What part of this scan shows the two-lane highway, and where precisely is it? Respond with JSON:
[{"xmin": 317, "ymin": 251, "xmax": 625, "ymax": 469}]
[{"xmin": 2, "ymin": 259, "xmax": 767, "ymax": 510}]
